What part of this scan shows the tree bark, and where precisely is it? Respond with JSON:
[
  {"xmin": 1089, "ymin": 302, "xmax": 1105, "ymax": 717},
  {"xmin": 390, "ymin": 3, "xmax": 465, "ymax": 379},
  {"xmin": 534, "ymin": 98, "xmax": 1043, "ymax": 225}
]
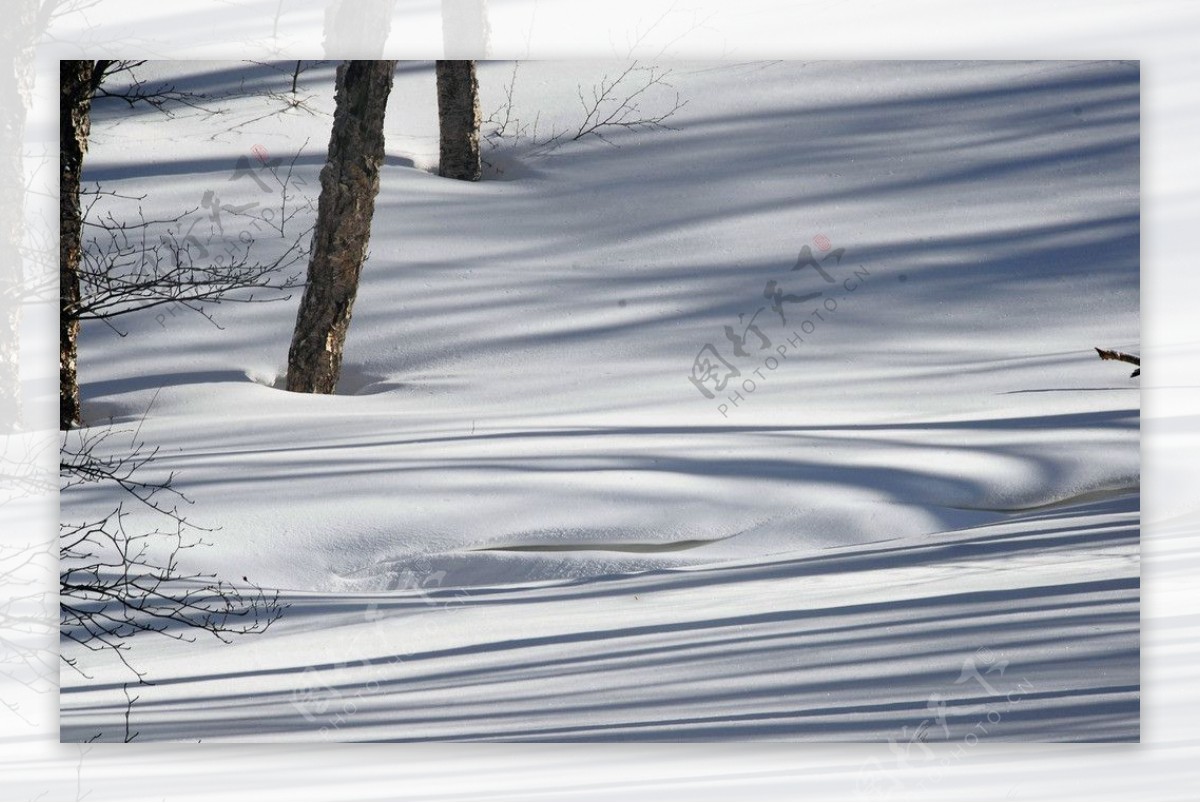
[
  {"xmin": 60, "ymin": 60, "xmax": 95, "ymax": 430},
  {"xmin": 435, "ymin": 60, "xmax": 481, "ymax": 182},
  {"xmin": 286, "ymin": 60, "xmax": 396, "ymax": 394}
]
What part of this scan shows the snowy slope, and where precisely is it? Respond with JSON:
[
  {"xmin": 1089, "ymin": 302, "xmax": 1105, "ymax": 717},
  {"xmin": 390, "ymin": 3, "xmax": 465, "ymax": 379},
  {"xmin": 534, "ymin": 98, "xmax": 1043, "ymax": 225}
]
[
  {"xmin": 61, "ymin": 492, "xmax": 1137, "ymax": 742},
  {"xmin": 60, "ymin": 60, "xmax": 1139, "ymax": 741}
]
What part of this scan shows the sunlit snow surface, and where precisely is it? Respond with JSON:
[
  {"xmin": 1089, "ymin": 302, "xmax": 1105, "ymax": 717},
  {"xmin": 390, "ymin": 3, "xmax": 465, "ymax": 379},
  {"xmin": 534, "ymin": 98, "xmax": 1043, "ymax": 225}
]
[{"xmin": 61, "ymin": 60, "xmax": 1139, "ymax": 741}]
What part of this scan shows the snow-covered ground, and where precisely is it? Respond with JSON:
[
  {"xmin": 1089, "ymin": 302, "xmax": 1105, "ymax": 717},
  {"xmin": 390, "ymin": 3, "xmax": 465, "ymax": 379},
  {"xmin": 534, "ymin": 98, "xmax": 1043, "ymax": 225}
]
[{"xmin": 60, "ymin": 60, "xmax": 1139, "ymax": 742}]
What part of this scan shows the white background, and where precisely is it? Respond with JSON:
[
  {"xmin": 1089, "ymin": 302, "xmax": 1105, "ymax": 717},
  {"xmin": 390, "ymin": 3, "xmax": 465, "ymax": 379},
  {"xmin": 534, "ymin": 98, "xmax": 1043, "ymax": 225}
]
[{"xmin": 2, "ymin": 0, "xmax": 1198, "ymax": 798}]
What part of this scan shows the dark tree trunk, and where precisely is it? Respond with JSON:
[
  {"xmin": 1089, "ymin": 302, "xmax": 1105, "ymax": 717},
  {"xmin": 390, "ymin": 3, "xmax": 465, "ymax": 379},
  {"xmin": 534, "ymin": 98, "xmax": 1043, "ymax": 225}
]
[
  {"xmin": 435, "ymin": 60, "xmax": 481, "ymax": 182},
  {"xmin": 60, "ymin": 60, "xmax": 95, "ymax": 430},
  {"xmin": 286, "ymin": 60, "xmax": 396, "ymax": 394}
]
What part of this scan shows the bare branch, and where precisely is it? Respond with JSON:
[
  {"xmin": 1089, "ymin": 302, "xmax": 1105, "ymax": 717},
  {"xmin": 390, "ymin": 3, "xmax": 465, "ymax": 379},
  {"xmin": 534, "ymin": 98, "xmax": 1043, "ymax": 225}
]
[
  {"xmin": 483, "ymin": 61, "xmax": 687, "ymax": 160},
  {"xmin": 71, "ymin": 159, "xmax": 314, "ymax": 331},
  {"xmin": 60, "ymin": 423, "xmax": 287, "ymax": 741},
  {"xmin": 91, "ymin": 60, "xmax": 220, "ymax": 118},
  {"xmin": 570, "ymin": 63, "xmax": 687, "ymax": 144},
  {"xmin": 213, "ymin": 61, "xmax": 331, "ymax": 140},
  {"xmin": 1095, "ymin": 347, "xmax": 1140, "ymax": 377}
]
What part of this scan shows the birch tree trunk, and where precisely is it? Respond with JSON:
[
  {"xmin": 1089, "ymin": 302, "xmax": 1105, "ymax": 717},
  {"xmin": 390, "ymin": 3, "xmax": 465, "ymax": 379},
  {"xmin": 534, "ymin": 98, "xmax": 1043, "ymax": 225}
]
[
  {"xmin": 435, "ymin": 60, "xmax": 481, "ymax": 182},
  {"xmin": 286, "ymin": 60, "xmax": 396, "ymax": 394},
  {"xmin": 60, "ymin": 60, "xmax": 95, "ymax": 430}
]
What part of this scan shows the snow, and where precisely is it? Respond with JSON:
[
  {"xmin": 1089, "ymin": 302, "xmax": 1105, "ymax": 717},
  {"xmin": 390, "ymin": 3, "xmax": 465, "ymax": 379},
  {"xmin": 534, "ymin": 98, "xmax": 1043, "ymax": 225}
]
[{"xmin": 60, "ymin": 59, "xmax": 1139, "ymax": 742}]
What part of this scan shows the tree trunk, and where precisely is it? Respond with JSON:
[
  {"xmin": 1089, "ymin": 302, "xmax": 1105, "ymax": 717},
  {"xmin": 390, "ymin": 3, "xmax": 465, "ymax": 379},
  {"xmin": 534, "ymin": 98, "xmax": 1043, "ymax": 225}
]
[
  {"xmin": 435, "ymin": 60, "xmax": 481, "ymax": 182},
  {"xmin": 286, "ymin": 60, "xmax": 396, "ymax": 394},
  {"xmin": 60, "ymin": 60, "xmax": 94, "ymax": 430},
  {"xmin": 322, "ymin": 0, "xmax": 396, "ymax": 58},
  {"xmin": 0, "ymin": 1, "xmax": 36, "ymax": 431},
  {"xmin": 440, "ymin": 0, "xmax": 490, "ymax": 58}
]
